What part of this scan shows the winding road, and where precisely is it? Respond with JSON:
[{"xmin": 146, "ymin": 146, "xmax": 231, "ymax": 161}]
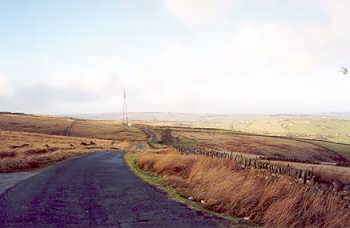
[
  {"xmin": 142, "ymin": 128, "xmax": 158, "ymax": 144},
  {"xmin": 0, "ymin": 152, "xmax": 228, "ymax": 227}
]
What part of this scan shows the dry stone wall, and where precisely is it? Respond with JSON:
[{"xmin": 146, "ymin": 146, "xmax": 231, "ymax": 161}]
[{"xmin": 173, "ymin": 144, "xmax": 350, "ymax": 198}]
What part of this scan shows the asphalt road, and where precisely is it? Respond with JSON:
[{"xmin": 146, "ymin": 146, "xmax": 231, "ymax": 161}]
[
  {"xmin": 0, "ymin": 152, "xmax": 228, "ymax": 227},
  {"xmin": 0, "ymin": 170, "xmax": 41, "ymax": 195}
]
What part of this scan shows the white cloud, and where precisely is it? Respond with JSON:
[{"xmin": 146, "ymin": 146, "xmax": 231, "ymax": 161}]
[
  {"xmin": 321, "ymin": 0, "xmax": 350, "ymax": 40},
  {"xmin": 120, "ymin": 4, "xmax": 350, "ymax": 113},
  {"xmin": 0, "ymin": 56, "xmax": 128, "ymax": 114},
  {"xmin": 228, "ymin": 22, "xmax": 327, "ymax": 75},
  {"xmin": 37, "ymin": 55, "xmax": 125, "ymax": 96},
  {"xmin": 162, "ymin": 0, "xmax": 238, "ymax": 27},
  {"xmin": 1, "ymin": 0, "xmax": 350, "ymax": 114},
  {"xmin": 0, "ymin": 74, "xmax": 13, "ymax": 97}
]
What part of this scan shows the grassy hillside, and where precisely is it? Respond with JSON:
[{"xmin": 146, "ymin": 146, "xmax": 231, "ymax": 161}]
[
  {"xmin": 0, "ymin": 130, "xmax": 116, "ymax": 172},
  {"xmin": 0, "ymin": 113, "xmax": 146, "ymax": 142},
  {"xmin": 117, "ymin": 114, "xmax": 350, "ymax": 144},
  {"xmin": 0, "ymin": 113, "xmax": 148, "ymax": 172},
  {"xmin": 179, "ymin": 117, "xmax": 350, "ymax": 144},
  {"xmin": 66, "ymin": 112, "xmax": 350, "ymax": 143},
  {"xmin": 300, "ymin": 139, "xmax": 350, "ymax": 161},
  {"xmin": 153, "ymin": 126, "xmax": 350, "ymax": 164}
]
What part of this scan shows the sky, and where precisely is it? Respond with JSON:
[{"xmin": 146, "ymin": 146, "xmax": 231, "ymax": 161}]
[{"xmin": 0, "ymin": 0, "xmax": 349, "ymax": 115}]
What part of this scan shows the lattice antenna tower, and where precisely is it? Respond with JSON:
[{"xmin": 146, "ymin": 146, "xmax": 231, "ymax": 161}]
[{"xmin": 122, "ymin": 89, "xmax": 129, "ymax": 126}]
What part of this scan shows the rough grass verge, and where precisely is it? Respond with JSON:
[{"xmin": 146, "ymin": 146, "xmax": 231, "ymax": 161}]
[
  {"xmin": 135, "ymin": 151, "xmax": 350, "ymax": 228},
  {"xmin": 124, "ymin": 152, "xmax": 252, "ymax": 226}
]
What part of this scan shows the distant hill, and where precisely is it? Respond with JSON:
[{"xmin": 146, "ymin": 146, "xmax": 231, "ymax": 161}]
[
  {"xmin": 64, "ymin": 112, "xmax": 350, "ymax": 121},
  {"xmin": 64, "ymin": 112, "xmax": 279, "ymax": 122},
  {"xmin": 63, "ymin": 112, "xmax": 350, "ymax": 144},
  {"xmin": 64, "ymin": 112, "xmax": 228, "ymax": 121}
]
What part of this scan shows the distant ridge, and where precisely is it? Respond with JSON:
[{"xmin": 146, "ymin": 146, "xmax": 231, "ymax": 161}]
[
  {"xmin": 0, "ymin": 112, "xmax": 38, "ymax": 117},
  {"xmin": 63, "ymin": 112, "xmax": 350, "ymax": 121}
]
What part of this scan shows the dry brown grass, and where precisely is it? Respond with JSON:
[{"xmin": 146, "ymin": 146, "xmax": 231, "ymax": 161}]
[
  {"xmin": 168, "ymin": 127, "xmax": 348, "ymax": 164},
  {"xmin": 136, "ymin": 150, "xmax": 350, "ymax": 227},
  {"xmin": 0, "ymin": 130, "xmax": 117, "ymax": 172},
  {"xmin": 0, "ymin": 151, "xmax": 16, "ymax": 159},
  {"xmin": 0, "ymin": 113, "xmax": 149, "ymax": 172},
  {"xmin": 0, "ymin": 113, "xmax": 147, "ymax": 142},
  {"xmin": 0, "ymin": 113, "xmax": 73, "ymax": 135},
  {"xmin": 68, "ymin": 119, "xmax": 146, "ymax": 142},
  {"xmin": 159, "ymin": 126, "xmax": 350, "ymax": 185}
]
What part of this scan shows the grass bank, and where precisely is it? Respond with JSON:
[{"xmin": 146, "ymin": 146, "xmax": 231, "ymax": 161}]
[
  {"xmin": 133, "ymin": 149, "xmax": 350, "ymax": 227},
  {"xmin": 124, "ymin": 152, "xmax": 250, "ymax": 226}
]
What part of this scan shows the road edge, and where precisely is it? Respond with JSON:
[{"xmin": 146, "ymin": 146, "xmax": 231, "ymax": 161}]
[{"xmin": 124, "ymin": 152, "xmax": 250, "ymax": 225}]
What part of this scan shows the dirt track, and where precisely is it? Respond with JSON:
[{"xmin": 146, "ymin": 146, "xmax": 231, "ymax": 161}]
[
  {"xmin": 0, "ymin": 152, "xmax": 228, "ymax": 227},
  {"xmin": 142, "ymin": 128, "xmax": 158, "ymax": 143}
]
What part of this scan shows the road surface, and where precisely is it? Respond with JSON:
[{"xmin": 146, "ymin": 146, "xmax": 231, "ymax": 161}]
[
  {"xmin": 0, "ymin": 152, "xmax": 228, "ymax": 227},
  {"xmin": 0, "ymin": 170, "xmax": 41, "ymax": 195}
]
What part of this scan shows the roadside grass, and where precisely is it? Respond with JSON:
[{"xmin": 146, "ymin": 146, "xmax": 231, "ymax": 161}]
[
  {"xmin": 134, "ymin": 150, "xmax": 350, "ymax": 227},
  {"xmin": 0, "ymin": 130, "xmax": 120, "ymax": 172},
  {"xmin": 124, "ymin": 152, "xmax": 245, "ymax": 224}
]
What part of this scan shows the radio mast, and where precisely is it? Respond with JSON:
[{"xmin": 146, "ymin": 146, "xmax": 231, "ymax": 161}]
[{"xmin": 122, "ymin": 89, "xmax": 129, "ymax": 126}]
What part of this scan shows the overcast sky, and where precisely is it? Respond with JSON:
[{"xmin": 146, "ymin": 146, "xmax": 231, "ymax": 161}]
[{"xmin": 0, "ymin": 0, "xmax": 349, "ymax": 115}]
